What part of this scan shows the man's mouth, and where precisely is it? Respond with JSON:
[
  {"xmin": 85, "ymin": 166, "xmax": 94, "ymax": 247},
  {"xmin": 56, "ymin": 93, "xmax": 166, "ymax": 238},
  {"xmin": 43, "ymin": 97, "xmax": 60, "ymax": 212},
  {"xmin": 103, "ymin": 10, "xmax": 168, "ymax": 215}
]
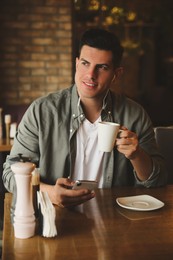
[{"xmin": 83, "ymin": 81, "xmax": 96, "ymax": 88}]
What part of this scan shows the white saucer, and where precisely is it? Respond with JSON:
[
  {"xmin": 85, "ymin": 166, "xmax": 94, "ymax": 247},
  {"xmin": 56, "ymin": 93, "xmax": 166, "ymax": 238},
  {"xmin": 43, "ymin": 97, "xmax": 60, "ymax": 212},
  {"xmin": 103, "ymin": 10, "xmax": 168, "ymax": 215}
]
[{"xmin": 116, "ymin": 195, "xmax": 164, "ymax": 211}]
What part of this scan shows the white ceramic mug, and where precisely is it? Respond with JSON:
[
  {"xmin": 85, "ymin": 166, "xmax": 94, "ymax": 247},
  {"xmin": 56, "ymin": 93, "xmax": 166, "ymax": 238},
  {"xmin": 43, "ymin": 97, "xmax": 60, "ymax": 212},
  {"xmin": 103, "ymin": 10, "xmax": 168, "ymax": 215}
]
[{"xmin": 98, "ymin": 121, "xmax": 120, "ymax": 152}]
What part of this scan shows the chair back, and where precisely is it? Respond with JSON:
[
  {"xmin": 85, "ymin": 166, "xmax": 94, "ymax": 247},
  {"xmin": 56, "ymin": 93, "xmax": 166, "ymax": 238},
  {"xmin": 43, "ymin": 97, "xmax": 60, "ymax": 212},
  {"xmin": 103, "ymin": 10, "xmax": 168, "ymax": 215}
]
[{"xmin": 154, "ymin": 126, "xmax": 173, "ymax": 184}]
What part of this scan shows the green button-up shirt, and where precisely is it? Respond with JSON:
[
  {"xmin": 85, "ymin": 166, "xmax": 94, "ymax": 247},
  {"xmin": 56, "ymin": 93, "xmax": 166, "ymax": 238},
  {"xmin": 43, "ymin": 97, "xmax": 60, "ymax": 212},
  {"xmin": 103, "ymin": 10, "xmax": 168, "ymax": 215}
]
[{"xmin": 3, "ymin": 85, "xmax": 167, "ymax": 192}]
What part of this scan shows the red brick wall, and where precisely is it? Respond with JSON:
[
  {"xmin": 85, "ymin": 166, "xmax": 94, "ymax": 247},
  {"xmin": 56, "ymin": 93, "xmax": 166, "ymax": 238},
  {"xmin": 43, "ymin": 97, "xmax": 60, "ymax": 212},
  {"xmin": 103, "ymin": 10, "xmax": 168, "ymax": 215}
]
[{"xmin": 0, "ymin": 0, "xmax": 73, "ymax": 105}]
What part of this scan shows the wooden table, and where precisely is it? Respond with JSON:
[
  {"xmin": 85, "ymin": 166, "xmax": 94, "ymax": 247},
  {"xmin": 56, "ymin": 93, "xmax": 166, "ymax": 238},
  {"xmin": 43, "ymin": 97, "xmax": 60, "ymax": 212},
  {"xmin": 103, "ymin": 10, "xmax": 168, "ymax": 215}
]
[
  {"xmin": 0, "ymin": 138, "xmax": 13, "ymax": 152},
  {"xmin": 2, "ymin": 186, "xmax": 173, "ymax": 259}
]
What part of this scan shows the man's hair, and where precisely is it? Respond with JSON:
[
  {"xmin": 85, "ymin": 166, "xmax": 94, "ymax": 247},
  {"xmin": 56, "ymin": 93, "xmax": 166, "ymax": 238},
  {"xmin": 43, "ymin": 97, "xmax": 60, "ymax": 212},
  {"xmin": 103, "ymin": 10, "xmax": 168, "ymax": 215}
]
[{"xmin": 78, "ymin": 28, "xmax": 124, "ymax": 68}]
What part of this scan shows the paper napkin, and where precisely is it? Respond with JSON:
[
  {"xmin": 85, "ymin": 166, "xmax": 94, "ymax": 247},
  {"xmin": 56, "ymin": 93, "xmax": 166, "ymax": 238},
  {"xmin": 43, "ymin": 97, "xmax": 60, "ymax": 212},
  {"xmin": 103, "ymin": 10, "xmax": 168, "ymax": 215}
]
[{"xmin": 37, "ymin": 191, "xmax": 57, "ymax": 237}]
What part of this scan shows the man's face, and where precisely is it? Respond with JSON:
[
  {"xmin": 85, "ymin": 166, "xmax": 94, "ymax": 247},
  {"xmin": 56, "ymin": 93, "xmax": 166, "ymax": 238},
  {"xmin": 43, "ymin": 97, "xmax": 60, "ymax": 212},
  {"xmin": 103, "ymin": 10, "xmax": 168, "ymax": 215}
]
[{"xmin": 75, "ymin": 45, "xmax": 117, "ymax": 101}]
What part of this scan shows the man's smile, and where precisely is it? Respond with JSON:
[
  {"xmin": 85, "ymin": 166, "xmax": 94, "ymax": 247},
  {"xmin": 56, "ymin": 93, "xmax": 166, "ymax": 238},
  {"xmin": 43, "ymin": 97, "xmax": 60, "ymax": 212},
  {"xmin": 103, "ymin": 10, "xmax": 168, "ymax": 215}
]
[{"xmin": 83, "ymin": 81, "xmax": 97, "ymax": 88}]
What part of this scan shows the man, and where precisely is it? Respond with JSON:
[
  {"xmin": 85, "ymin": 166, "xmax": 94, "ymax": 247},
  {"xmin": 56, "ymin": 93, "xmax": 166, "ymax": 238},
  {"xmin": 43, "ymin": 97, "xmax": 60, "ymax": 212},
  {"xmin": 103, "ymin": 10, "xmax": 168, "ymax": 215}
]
[{"xmin": 3, "ymin": 28, "xmax": 167, "ymax": 208}]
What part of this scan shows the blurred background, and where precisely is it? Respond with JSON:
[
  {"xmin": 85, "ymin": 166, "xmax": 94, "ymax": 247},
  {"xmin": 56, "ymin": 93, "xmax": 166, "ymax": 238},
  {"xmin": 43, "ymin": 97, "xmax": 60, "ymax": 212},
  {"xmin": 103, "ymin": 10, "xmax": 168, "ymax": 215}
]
[
  {"xmin": 0, "ymin": 0, "xmax": 173, "ymax": 126},
  {"xmin": 0, "ymin": 1, "xmax": 173, "ymax": 257}
]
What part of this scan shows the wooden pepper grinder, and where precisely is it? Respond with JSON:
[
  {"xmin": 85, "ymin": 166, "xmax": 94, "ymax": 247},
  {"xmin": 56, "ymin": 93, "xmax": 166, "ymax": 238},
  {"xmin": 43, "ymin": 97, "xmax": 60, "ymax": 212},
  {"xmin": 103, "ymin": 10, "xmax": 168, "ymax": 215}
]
[{"xmin": 11, "ymin": 158, "xmax": 36, "ymax": 239}]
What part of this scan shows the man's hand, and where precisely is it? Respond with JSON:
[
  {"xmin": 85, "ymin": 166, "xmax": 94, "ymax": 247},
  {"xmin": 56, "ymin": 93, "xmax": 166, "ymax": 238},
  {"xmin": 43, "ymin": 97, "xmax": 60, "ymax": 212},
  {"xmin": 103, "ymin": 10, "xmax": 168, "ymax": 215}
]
[
  {"xmin": 116, "ymin": 127, "xmax": 139, "ymax": 159},
  {"xmin": 40, "ymin": 178, "xmax": 95, "ymax": 208},
  {"xmin": 116, "ymin": 126, "xmax": 152, "ymax": 181}
]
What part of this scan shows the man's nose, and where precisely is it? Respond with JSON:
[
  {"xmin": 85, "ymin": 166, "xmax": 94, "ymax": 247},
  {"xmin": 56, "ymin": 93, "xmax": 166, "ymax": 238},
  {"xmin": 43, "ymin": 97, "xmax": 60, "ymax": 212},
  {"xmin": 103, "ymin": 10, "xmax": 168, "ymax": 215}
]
[{"xmin": 87, "ymin": 66, "xmax": 97, "ymax": 79}]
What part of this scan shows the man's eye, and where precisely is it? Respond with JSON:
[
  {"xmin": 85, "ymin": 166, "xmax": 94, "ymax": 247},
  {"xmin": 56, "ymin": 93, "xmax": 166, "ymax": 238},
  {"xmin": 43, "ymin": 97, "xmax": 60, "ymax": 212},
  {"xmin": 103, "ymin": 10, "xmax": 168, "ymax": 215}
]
[
  {"xmin": 97, "ymin": 65, "xmax": 109, "ymax": 71},
  {"xmin": 81, "ymin": 60, "xmax": 88, "ymax": 66}
]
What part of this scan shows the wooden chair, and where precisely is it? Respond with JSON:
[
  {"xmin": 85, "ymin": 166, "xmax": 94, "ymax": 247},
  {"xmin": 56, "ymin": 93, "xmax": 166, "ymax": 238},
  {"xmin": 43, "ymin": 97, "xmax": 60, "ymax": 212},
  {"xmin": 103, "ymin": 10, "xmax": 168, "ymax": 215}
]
[{"xmin": 154, "ymin": 126, "xmax": 173, "ymax": 184}]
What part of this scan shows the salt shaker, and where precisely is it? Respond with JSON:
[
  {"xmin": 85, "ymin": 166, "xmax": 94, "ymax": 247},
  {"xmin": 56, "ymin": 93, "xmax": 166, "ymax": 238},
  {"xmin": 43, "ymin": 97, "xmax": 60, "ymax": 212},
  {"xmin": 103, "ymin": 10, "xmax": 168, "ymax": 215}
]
[
  {"xmin": 4, "ymin": 114, "xmax": 11, "ymax": 139},
  {"xmin": 11, "ymin": 160, "xmax": 36, "ymax": 239}
]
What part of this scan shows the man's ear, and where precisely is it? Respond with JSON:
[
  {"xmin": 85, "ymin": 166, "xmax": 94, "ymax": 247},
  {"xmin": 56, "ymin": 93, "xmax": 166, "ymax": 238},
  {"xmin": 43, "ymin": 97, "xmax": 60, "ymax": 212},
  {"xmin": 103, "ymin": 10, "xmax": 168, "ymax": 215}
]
[
  {"xmin": 114, "ymin": 67, "xmax": 124, "ymax": 80},
  {"xmin": 75, "ymin": 57, "xmax": 79, "ymax": 69}
]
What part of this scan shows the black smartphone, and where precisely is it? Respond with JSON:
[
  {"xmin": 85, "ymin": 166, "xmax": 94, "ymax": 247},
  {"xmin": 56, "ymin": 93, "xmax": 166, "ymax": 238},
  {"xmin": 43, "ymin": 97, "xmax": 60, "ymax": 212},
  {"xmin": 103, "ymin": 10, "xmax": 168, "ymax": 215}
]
[{"xmin": 72, "ymin": 180, "xmax": 98, "ymax": 190}]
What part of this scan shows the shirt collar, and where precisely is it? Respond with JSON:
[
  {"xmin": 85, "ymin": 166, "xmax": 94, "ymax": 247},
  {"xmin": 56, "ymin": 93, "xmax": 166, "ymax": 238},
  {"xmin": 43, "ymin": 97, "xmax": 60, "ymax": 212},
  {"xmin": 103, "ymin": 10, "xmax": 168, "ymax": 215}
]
[{"xmin": 71, "ymin": 84, "xmax": 113, "ymax": 122}]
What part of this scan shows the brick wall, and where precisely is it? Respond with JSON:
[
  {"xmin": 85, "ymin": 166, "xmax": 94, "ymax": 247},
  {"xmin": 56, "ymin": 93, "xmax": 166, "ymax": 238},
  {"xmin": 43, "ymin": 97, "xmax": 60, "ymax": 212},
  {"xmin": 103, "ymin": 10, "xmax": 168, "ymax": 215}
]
[{"xmin": 0, "ymin": 0, "xmax": 73, "ymax": 105}]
